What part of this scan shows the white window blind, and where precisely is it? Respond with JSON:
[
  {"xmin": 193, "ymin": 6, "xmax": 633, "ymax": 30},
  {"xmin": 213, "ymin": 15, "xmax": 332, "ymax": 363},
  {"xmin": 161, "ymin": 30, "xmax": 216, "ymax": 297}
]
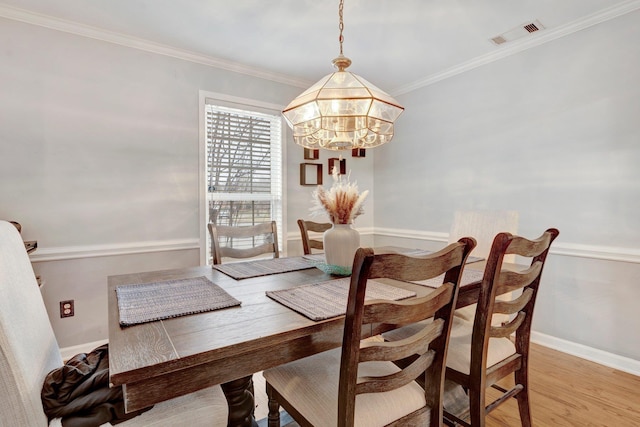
[{"xmin": 205, "ymin": 101, "xmax": 283, "ymax": 262}]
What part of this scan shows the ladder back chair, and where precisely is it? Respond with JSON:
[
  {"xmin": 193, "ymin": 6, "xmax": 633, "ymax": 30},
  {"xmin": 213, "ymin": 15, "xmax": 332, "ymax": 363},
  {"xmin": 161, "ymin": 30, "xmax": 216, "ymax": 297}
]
[
  {"xmin": 0, "ymin": 221, "xmax": 228, "ymax": 426},
  {"xmin": 263, "ymin": 237, "xmax": 476, "ymax": 427},
  {"xmin": 297, "ymin": 219, "xmax": 332, "ymax": 255},
  {"xmin": 208, "ymin": 221, "xmax": 279, "ymax": 265},
  {"xmin": 444, "ymin": 228, "xmax": 559, "ymax": 427}
]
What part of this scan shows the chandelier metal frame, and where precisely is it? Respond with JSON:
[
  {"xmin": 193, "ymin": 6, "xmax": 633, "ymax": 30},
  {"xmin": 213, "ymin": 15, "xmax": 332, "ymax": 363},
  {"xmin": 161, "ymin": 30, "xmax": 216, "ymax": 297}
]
[{"xmin": 282, "ymin": 0, "xmax": 404, "ymax": 151}]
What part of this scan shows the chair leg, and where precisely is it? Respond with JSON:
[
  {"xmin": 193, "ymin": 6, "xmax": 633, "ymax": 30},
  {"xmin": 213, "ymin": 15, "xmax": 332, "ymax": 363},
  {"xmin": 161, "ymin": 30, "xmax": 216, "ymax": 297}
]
[
  {"xmin": 444, "ymin": 410, "xmax": 471, "ymax": 427},
  {"xmin": 265, "ymin": 383, "xmax": 281, "ymax": 427},
  {"xmin": 514, "ymin": 369, "xmax": 532, "ymax": 427},
  {"xmin": 468, "ymin": 386, "xmax": 486, "ymax": 427}
]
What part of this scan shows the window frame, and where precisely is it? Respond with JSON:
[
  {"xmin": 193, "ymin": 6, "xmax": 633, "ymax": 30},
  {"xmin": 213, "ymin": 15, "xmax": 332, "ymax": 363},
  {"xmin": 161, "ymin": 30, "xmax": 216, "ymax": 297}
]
[{"xmin": 199, "ymin": 90, "xmax": 287, "ymax": 265}]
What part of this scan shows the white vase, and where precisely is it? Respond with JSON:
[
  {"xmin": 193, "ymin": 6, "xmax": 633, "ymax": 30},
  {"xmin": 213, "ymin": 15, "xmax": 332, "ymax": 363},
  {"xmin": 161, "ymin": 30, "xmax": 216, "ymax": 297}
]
[{"xmin": 323, "ymin": 223, "xmax": 360, "ymax": 269}]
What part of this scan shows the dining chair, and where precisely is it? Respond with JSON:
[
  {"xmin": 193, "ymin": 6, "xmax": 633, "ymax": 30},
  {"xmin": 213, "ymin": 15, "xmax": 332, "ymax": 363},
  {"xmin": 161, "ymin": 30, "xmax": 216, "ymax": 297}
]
[
  {"xmin": 262, "ymin": 237, "xmax": 476, "ymax": 427},
  {"xmin": 0, "ymin": 221, "xmax": 229, "ymax": 427},
  {"xmin": 448, "ymin": 210, "xmax": 519, "ymax": 323},
  {"xmin": 208, "ymin": 220, "xmax": 280, "ymax": 265},
  {"xmin": 384, "ymin": 229, "xmax": 558, "ymax": 427},
  {"xmin": 297, "ymin": 219, "xmax": 332, "ymax": 255},
  {"xmin": 443, "ymin": 228, "xmax": 559, "ymax": 427},
  {"xmin": 447, "ymin": 211, "xmax": 519, "ymax": 261}
]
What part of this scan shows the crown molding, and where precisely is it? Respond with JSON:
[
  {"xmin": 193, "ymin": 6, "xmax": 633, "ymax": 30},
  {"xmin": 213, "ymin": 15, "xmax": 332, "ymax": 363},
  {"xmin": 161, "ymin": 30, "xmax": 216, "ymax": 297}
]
[
  {"xmin": 3, "ymin": 2, "xmax": 639, "ymax": 95},
  {"xmin": 0, "ymin": 4, "xmax": 313, "ymax": 89},
  {"xmin": 392, "ymin": 0, "xmax": 640, "ymax": 95}
]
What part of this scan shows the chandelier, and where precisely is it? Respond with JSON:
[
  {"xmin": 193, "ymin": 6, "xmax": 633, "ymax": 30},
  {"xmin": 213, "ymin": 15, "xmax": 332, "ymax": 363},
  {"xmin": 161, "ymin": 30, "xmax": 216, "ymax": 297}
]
[{"xmin": 282, "ymin": 0, "xmax": 404, "ymax": 151}]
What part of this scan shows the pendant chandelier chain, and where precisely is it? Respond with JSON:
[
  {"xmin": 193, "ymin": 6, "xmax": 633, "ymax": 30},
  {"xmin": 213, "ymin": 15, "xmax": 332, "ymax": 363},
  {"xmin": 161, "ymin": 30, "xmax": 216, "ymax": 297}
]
[{"xmin": 338, "ymin": 0, "xmax": 344, "ymax": 55}]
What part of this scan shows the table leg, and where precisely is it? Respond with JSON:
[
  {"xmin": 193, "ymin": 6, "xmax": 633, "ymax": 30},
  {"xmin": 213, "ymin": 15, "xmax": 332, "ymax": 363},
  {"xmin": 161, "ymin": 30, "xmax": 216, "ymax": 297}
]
[{"xmin": 222, "ymin": 375, "xmax": 257, "ymax": 427}]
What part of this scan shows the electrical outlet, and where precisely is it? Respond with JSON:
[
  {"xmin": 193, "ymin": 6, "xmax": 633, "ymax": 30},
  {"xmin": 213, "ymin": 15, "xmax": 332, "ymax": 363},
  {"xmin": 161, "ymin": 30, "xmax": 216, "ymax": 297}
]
[{"xmin": 60, "ymin": 300, "xmax": 74, "ymax": 318}]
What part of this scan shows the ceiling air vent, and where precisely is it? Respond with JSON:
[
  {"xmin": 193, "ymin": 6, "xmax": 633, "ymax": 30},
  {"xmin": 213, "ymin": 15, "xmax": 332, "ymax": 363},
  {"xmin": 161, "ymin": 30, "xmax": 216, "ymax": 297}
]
[
  {"xmin": 524, "ymin": 22, "xmax": 541, "ymax": 33},
  {"xmin": 490, "ymin": 19, "xmax": 544, "ymax": 46}
]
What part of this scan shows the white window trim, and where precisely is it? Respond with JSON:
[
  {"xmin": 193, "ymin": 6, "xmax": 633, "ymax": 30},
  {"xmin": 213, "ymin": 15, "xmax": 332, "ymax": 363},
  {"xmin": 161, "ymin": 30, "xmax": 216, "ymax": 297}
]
[{"xmin": 198, "ymin": 90, "xmax": 288, "ymax": 265}]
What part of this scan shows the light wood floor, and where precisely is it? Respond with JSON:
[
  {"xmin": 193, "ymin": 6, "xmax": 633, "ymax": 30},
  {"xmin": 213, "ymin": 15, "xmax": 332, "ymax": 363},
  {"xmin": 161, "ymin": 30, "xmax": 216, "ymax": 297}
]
[{"xmin": 253, "ymin": 342, "xmax": 640, "ymax": 426}]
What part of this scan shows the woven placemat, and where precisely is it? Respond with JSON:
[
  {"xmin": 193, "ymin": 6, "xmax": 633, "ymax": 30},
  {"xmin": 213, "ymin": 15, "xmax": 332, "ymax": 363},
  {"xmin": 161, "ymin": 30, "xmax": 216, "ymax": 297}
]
[
  {"xmin": 414, "ymin": 269, "xmax": 485, "ymax": 288},
  {"xmin": 116, "ymin": 276, "xmax": 241, "ymax": 326},
  {"xmin": 266, "ymin": 277, "xmax": 416, "ymax": 321},
  {"xmin": 213, "ymin": 257, "xmax": 314, "ymax": 279}
]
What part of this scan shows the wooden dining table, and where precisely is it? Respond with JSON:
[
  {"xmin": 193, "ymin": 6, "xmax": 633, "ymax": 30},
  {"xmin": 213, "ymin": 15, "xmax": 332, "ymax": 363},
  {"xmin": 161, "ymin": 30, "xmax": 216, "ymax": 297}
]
[{"xmin": 107, "ymin": 252, "xmax": 503, "ymax": 427}]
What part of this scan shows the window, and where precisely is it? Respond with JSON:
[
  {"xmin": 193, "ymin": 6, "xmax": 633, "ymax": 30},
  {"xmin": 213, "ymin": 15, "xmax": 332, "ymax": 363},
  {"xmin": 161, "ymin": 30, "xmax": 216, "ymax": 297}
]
[{"xmin": 200, "ymin": 93, "xmax": 284, "ymax": 265}]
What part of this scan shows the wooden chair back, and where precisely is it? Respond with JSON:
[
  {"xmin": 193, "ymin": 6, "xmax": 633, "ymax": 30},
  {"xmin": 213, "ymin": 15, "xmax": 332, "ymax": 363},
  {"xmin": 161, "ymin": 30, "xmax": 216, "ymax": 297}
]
[
  {"xmin": 338, "ymin": 238, "xmax": 476, "ymax": 426},
  {"xmin": 208, "ymin": 221, "xmax": 279, "ymax": 265},
  {"xmin": 473, "ymin": 228, "xmax": 558, "ymax": 373},
  {"xmin": 445, "ymin": 228, "xmax": 559, "ymax": 427},
  {"xmin": 297, "ymin": 219, "xmax": 331, "ymax": 255}
]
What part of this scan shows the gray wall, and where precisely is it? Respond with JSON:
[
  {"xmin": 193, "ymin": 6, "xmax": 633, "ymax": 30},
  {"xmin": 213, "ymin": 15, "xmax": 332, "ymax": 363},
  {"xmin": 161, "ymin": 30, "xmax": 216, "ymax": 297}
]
[
  {"xmin": 0, "ymin": 17, "xmax": 301, "ymax": 247},
  {"xmin": 1, "ymin": 9, "xmax": 638, "ymax": 373},
  {"xmin": 373, "ymin": 10, "xmax": 640, "ymax": 366},
  {"xmin": 0, "ymin": 17, "xmax": 376, "ymax": 348}
]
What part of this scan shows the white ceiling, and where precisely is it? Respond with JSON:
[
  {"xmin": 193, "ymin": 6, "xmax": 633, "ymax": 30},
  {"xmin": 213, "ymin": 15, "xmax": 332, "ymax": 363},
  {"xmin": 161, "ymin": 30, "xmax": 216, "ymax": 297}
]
[{"xmin": 1, "ymin": 0, "xmax": 637, "ymax": 94}]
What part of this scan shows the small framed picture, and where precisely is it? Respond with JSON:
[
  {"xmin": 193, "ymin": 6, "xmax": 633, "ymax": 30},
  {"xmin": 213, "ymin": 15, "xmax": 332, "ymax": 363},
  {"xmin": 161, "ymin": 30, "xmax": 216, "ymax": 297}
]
[
  {"xmin": 328, "ymin": 158, "xmax": 346, "ymax": 175},
  {"xmin": 303, "ymin": 148, "xmax": 319, "ymax": 160},
  {"xmin": 352, "ymin": 148, "xmax": 366, "ymax": 157},
  {"xmin": 300, "ymin": 163, "xmax": 323, "ymax": 186}
]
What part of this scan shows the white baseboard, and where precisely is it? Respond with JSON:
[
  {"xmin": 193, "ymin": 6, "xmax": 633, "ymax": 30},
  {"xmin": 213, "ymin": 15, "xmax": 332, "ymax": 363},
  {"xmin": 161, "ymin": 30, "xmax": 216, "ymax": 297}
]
[
  {"xmin": 531, "ymin": 331, "xmax": 640, "ymax": 377},
  {"xmin": 60, "ymin": 339, "xmax": 109, "ymax": 362}
]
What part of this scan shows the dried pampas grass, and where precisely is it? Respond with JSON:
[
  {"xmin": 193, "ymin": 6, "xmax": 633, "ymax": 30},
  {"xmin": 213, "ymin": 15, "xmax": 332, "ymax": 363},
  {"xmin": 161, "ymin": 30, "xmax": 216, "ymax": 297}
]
[{"xmin": 310, "ymin": 167, "xmax": 368, "ymax": 224}]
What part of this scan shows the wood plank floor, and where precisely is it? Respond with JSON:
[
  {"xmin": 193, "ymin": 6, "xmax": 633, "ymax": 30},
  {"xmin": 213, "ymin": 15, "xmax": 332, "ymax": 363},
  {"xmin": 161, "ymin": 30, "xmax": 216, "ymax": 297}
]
[
  {"xmin": 254, "ymin": 342, "xmax": 640, "ymax": 426},
  {"xmin": 485, "ymin": 343, "xmax": 640, "ymax": 426}
]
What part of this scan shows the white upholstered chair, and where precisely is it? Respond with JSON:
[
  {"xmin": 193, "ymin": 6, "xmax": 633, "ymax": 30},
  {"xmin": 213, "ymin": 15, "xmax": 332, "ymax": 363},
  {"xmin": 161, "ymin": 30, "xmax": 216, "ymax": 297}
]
[
  {"xmin": 448, "ymin": 210, "xmax": 518, "ymax": 323},
  {"xmin": 0, "ymin": 220, "xmax": 228, "ymax": 427},
  {"xmin": 448, "ymin": 210, "xmax": 518, "ymax": 262}
]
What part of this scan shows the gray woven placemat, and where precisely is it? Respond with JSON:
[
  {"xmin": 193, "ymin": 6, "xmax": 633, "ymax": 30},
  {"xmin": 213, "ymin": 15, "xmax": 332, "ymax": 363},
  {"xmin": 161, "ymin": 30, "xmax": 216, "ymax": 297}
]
[
  {"xmin": 116, "ymin": 276, "xmax": 241, "ymax": 326},
  {"xmin": 213, "ymin": 257, "xmax": 314, "ymax": 279},
  {"xmin": 266, "ymin": 277, "xmax": 416, "ymax": 321},
  {"xmin": 414, "ymin": 269, "xmax": 485, "ymax": 288}
]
